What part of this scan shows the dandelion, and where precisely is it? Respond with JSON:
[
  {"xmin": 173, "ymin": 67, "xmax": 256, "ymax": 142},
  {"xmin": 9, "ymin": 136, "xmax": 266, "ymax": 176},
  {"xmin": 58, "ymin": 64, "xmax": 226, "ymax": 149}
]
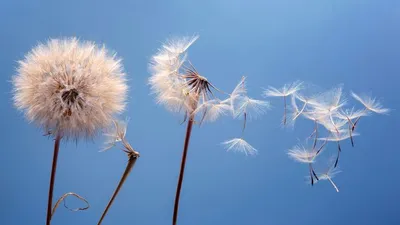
[
  {"xmin": 149, "ymin": 35, "xmax": 248, "ymax": 225},
  {"xmin": 222, "ymin": 138, "xmax": 258, "ymax": 155},
  {"xmin": 263, "ymin": 81, "xmax": 303, "ymax": 125},
  {"xmin": 98, "ymin": 119, "xmax": 139, "ymax": 225},
  {"xmin": 317, "ymin": 165, "xmax": 341, "ymax": 192},
  {"xmin": 227, "ymin": 76, "xmax": 247, "ymax": 115},
  {"xmin": 350, "ymin": 92, "xmax": 390, "ymax": 130},
  {"xmin": 351, "ymin": 92, "xmax": 390, "ymax": 115},
  {"xmin": 234, "ymin": 96, "xmax": 270, "ymax": 132},
  {"xmin": 12, "ymin": 37, "xmax": 127, "ymax": 225},
  {"xmin": 288, "ymin": 142, "xmax": 326, "ymax": 185}
]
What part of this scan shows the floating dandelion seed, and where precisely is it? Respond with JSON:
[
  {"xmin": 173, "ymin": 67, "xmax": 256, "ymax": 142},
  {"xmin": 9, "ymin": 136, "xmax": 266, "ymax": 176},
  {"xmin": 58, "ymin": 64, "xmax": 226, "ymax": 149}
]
[
  {"xmin": 227, "ymin": 76, "xmax": 247, "ymax": 115},
  {"xmin": 317, "ymin": 165, "xmax": 342, "ymax": 192},
  {"xmin": 235, "ymin": 96, "xmax": 270, "ymax": 132},
  {"xmin": 98, "ymin": 119, "xmax": 139, "ymax": 225},
  {"xmin": 351, "ymin": 92, "xmax": 390, "ymax": 115},
  {"xmin": 288, "ymin": 145, "xmax": 320, "ymax": 163},
  {"xmin": 222, "ymin": 138, "xmax": 258, "ymax": 155},
  {"xmin": 288, "ymin": 142, "xmax": 326, "ymax": 185},
  {"xmin": 12, "ymin": 37, "xmax": 127, "ymax": 225},
  {"xmin": 263, "ymin": 81, "xmax": 303, "ymax": 125},
  {"xmin": 350, "ymin": 92, "xmax": 390, "ymax": 131}
]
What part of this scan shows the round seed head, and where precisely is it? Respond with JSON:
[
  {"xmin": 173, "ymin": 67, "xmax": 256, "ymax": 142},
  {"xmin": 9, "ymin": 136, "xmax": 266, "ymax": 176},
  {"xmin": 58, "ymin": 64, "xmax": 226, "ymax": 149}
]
[{"xmin": 13, "ymin": 37, "xmax": 128, "ymax": 139}]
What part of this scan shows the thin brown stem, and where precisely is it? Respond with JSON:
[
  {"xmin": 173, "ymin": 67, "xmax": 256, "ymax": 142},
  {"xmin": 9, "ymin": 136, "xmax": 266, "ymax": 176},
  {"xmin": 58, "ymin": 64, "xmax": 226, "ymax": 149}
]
[
  {"xmin": 352, "ymin": 107, "xmax": 367, "ymax": 131},
  {"xmin": 313, "ymin": 120, "xmax": 318, "ymax": 149},
  {"xmin": 98, "ymin": 155, "xmax": 138, "ymax": 225},
  {"xmin": 242, "ymin": 112, "xmax": 247, "ymax": 134},
  {"xmin": 46, "ymin": 133, "xmax": 62, "ymax": 225},
  {"xmin": 348, "ymin": 122, "xmax": 354, "ymax": 147},
  {"xmin": 173, "ymin": 114, "xmax": 195, "ymax": 225},
  {"xmin": 310, "ymin": 163, "xmax": 319, "ymax": 181},
  {"xmin": 334, "ymin": 141, "xmax": 341, "ymax": 168}
]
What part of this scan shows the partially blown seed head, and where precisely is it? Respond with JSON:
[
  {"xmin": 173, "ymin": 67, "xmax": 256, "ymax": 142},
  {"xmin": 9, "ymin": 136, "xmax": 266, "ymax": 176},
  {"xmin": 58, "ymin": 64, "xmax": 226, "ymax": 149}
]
[{"xmin": 13, "ymin": 37, "xmax": 128, "ymax": 139}]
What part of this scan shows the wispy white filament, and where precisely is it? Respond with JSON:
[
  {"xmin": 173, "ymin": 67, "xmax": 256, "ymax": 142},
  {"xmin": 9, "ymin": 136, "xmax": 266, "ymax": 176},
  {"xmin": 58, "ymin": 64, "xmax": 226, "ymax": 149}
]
[{"xmin": 222, "ymin": 138, "xmax": 257, "ymax": 156}]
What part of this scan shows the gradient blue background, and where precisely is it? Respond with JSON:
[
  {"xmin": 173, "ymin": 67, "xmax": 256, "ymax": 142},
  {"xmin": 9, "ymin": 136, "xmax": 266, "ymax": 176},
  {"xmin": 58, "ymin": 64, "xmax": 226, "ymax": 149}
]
[{"xmin": 1, "ymin": 0, "xmax": 399, "ymax": 225}]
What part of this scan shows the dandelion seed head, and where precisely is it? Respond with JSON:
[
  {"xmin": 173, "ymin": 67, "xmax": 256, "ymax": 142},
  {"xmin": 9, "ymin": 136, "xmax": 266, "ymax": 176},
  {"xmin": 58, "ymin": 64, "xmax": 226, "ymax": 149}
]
[
  {"xmin": 13, "ymin": 37, "xmax": 128, "ymax": 139},
  {"xmin": 149, "ymin": 36, "xmax": 207, "ymax": 114}
]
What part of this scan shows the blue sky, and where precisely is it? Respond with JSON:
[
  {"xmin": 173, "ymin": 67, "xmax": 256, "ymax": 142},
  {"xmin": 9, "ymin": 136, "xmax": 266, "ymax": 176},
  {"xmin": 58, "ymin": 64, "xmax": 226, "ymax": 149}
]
[{"xmin": 1, "ymin": 0, "xmax": 400, "ymax": 225}]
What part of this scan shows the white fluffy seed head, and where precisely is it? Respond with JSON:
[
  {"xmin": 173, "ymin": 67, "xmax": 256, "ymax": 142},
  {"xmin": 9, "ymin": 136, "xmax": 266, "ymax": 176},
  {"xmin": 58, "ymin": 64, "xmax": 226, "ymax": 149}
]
[
  {"xmin": 13, "ymin": 37, "xmax": 128, "ymax": 139},
  {"xmin": 148, "ymin": 35, "xmax": 199, "ymax": 114}
]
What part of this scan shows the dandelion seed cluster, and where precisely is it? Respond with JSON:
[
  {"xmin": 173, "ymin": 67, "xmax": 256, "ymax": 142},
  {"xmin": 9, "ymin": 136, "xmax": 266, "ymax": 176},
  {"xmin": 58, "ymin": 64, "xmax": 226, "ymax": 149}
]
[
  {"xmin": 149, "ymin": 36, "xmax": 270, "ymax": 155},
  {"xmin": 13, "ymin": 38, "xmax": 128, "ymax": 138},
  {"xmin": 264, "ymin": 82, "xmax": 390, "ymax": 191}
]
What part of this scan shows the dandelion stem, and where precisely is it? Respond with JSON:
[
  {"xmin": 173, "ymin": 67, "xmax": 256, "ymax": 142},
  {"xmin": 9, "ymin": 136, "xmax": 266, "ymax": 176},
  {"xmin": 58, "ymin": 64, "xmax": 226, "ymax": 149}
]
[
  {"xmin": 98, "ymin": 154, "xmax": 138, "ymax": 225},
  {"xmin": 46, "ymin": 133, "xmax": 62, "ymax": 225},
  {"xmin": 327, "ymin": 177, "xmax": 339, "ymax": 192},
  {"xmin": 173, "ymin": 114, "xmax": 195, "ymax": 225}
]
